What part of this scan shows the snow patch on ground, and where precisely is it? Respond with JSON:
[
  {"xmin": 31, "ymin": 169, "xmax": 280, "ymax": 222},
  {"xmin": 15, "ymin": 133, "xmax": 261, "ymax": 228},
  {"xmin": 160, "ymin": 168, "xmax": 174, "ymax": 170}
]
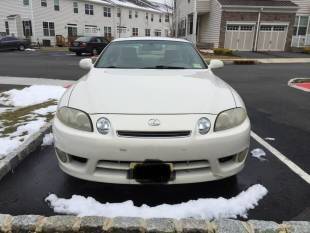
[
  {"xmin": 251, "ymin": 148, "xmax": 267, "ymax": 161},
  {"xmin": 45, "ymin": 184, "xmax": 268, "ymax": 219},
  {"xmin": 25, "ymin": 48, "xmax": 36, "ymax": 52},
  {"xmin": 0, "ymin": 118, "xmax": 46, "ymax": 157},
  {"xmin": 42, "ymin": 133, "xmax": 54, "ymax": 146},
  {"xmin": 264, "ymin": 137, "xmax": 275, "ymax": 141},
  {"xmin": 0, "ymin": 85, "xmax": 65, "ymax": 107},
  {"xmin": 34, "ymin": 105, "xmax": 57, "ymax": 115}
]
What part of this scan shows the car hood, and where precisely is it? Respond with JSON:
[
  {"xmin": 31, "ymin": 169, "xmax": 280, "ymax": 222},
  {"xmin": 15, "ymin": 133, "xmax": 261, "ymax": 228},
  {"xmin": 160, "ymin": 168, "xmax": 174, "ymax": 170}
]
[{"xmin": 68, "ymin": 69, "xmax": 236, "ymax": 114}]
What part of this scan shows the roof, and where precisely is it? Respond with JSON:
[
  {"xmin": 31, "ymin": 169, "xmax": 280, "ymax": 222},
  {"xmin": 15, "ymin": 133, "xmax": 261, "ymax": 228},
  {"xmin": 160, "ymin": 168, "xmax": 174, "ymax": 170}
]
[
  {"xmin": 78, "ymin": 0, "xmax": 173, "ymax": 13},
  {"xmin": 112, "ymin": 37, "xmax": 191, "ymax": 43},
  {"xmin": 217, "ymin": 0, "xmax": 298, "ymax": 7}
]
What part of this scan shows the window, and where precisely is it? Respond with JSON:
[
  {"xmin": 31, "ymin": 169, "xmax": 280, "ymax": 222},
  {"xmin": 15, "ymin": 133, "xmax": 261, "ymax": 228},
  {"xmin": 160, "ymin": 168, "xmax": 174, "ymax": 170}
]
[
  {"xmin": 294, "ymin": 16, "xmax": 309, "ymax": 36},
  {"xmin": 43, "ymin": 22, "xmax": 55, "ymax": 36},
  {"xmin": 54, "ymin": 0, "xmax": 60, "ymax": 11},
  {"xmin": 129, "ymin": 10, "xmax": 132, "ymax": 19},
  {"xmin": 177, "ymin": 19, "xmax": 186, "ymax": 36},
  {"xmin": 159, "ymin": 15, "xmax": 162, "ymax": 23},
  {"xmin": 117, "ymin": 8, "xmax": 121, "ymax": 17},
  {"xmin": 85, "ymin": 4, "xmax": 94, "ymax": 15},
  {"xmin": 165, "ymin": 14, "xmax": 169, "ymax": 22},
  {"xmin": 240, "ymin": 25, "xmax": 253, "ymax": 31},
  {"xmin": 155, "ymin": 30, "xmax": 161, "ymax": 37},
  {"xmin": 117, "ymin": 26, "xmax": 126, "ymax": 34},
  {"xmin": 135, "ymin": 11, "xmax": 138, "ymax": 18},
  {"xmin": 73, "ymin": 2, "xmax": 78, "ymax": 13},
  {"xmin": 227, "ymin": 25, "xmax": 239, "ymax": 31},
  {"xmin": 146, "ymin": 12, "xmax": 148, "ymax": 20},
  {"xmin": 95, "ymin": 40, "xmax": 207, "ymax": 69},
  {"xmin": 23, "ymin": 0, "xmax": 29, "ymax": 6},
  {"xmin": 187, "ymin": 14, "xmax": 193, "ymax": 34},
  {"xmin": 273, "ymin": 25, "xmax": 286, "ymax": 31},
  {"xmin": 5, "ymin": 21, "xmax": 9, "ymax": 35},
  {"xmin": 23, "ymin": 21, "xmax": 32, "ymax": 37},
  {"xmin": 145, "ymin": 29, "xmax": 150, "ymax": 36},
  {"xmin": 151, "ymin": 14, "xmax": 154, "ymax": 22},
  {"xmin": 41, "ymin": 0, "xmax": 47, "ymax": 7},
  {"xmin": 104, "ymin": 7, "xmax": 111, "ymax": 17},
  {"xmin": 132, "ymin": 28, "xmax": 138, "ymax": 36},
  {"xmin": 104, "ymin": 26, "xmax": 112, "ymax": 38},
  {"xmin": 260, "ymin": 25, "xmax": 272, "ymax": 31},
  {"xmin": 85, "ymin": 25, "xmax": 98, "ymax": 34}
]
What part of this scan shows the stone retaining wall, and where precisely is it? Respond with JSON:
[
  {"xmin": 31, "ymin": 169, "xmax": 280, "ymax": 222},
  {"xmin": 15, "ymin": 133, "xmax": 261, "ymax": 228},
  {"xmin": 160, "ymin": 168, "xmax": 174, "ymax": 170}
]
[{"xmin": 0, "ymin": 214, "xmax": 309, "ymax": 233}]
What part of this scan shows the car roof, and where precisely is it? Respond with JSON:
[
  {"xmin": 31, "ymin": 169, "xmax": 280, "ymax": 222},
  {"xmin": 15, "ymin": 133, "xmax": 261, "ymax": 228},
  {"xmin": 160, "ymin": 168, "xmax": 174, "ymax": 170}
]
[{"xmin": 112, "ymin": 37, "xmax": 191, "ymax": 43}]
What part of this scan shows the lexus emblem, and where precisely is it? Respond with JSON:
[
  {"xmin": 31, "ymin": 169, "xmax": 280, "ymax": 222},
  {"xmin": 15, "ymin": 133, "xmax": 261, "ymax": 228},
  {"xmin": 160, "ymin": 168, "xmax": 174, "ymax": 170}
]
[{"xmin": 148, "ymin": 119, "xmax": 160, "ymax": 126}]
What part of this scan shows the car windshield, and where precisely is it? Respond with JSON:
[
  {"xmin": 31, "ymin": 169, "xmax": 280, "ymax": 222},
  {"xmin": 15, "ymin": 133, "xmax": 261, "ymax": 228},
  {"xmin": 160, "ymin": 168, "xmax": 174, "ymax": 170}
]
[
  {"xmin": 76, "ymin": 37, "xmax": 91, "ymax": 42},
  {"xmin": 95, "ymin": 40, "xmax": 207, "ymax": 69}
]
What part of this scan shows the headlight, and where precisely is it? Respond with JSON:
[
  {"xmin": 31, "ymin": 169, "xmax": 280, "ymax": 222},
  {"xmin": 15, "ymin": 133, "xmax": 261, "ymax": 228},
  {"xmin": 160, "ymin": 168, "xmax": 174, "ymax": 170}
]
[
  {"xmin": 198, "ymin": 117, "xmax": 211, "ymax": 135},
  {"xmin": 57, "ymin": 107, "xmax": 92, "ymax": 132},
  {"xmin": 96, "ymin": 117, "xmax": 111, "ymax": 135},
  {"xmin": 214, "ymin": 108, "xmax": 247, "ymax": 132}
]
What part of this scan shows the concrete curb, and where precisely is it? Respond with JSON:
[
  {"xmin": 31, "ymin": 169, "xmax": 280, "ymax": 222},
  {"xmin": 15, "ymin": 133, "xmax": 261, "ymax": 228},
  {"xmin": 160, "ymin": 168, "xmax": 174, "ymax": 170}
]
[
  {"xmin": 0, "ymin": 215, "xmax": 309, "ymax": 232},
  {"xmin": 0, "ymin": 122, "xmax": 52, "ymax": 181}
]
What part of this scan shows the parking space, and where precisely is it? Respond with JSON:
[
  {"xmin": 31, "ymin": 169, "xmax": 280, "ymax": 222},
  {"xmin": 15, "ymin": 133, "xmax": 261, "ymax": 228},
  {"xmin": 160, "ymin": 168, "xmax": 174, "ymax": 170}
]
[
  {"xmin": 0, "ymin": 51, "xmax": 309, "ymax": 221},
  {"xmin": 0, "ymin": 138, "xmax": 309, "ymax": 222}
]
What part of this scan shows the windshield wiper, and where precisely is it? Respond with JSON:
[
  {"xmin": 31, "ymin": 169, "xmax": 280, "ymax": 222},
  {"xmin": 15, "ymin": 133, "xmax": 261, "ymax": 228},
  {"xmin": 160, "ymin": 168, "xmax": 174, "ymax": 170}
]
[{"xmin": 143, "ymin": 65, "xmax": 186, "ymax": 69}]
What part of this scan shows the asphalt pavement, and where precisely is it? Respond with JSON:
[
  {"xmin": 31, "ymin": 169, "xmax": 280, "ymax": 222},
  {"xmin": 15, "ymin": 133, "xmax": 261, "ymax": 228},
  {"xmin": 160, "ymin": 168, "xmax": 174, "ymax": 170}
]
[{"xmin": 0, "ymin": 50, "xmax": 309, "ymax": 222}]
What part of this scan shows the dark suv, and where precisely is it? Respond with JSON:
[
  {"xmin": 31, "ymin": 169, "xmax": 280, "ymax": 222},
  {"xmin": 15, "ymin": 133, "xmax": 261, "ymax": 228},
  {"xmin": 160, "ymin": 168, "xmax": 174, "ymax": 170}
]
[
  {"xmin": 0, "ymin": 36, "xmax": 30, "ymax": 51},
  {"xmin": 69, "ymin": 36, "xmax": 110, "ymax": 56}
]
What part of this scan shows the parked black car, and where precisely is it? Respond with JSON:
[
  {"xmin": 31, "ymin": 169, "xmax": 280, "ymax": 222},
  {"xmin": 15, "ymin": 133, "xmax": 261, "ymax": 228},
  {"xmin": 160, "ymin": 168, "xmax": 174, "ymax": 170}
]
[
  {"xmin": 0, "ymin": 36, "xmax": 31, "ymax": 51},
  {"xmin": 69, "ymin": 36, "xmax": 110, "ymax": 56}
]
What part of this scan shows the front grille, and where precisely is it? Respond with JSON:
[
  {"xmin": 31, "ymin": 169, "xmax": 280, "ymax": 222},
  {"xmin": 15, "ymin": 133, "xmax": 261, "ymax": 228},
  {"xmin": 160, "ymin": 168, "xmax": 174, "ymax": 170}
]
[
  {"xmin": 117, "ymin": 130, "xmax": 191, "ymax": 138},
  {"xmin": 96, "ymin": 160, "xmax": 210, "ymax": 172}
]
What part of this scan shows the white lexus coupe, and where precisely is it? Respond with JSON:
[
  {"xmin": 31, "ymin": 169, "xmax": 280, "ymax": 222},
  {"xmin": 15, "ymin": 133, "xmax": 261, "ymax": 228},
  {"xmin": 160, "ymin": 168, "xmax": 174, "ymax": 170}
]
[{"xmin": 53, "ymin": 37, "xmax": 250, "ymax": 184}]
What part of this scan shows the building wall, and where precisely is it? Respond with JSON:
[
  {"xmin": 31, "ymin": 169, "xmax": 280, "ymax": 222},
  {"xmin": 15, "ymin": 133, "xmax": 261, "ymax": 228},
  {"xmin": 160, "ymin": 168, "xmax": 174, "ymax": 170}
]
[
  {"xmin": 198, "ymin": 0, "xmax": 221, "ymax": 48},
  {"xmin": 218, "ymin": 11, "xmax": 296, "ymax": 51},
  {"xmin": 175, "ymin": 0, "xmax": 196, "ymax": 42},
  {"xmin": 0, "ymin": 0, "xmax": 32, "ymax": 36},
  {"xmin": 290, "ymin": 0, "xmax": 310, "ymax": 15},
  {"xmin": 0, "ymin": 0, "xmax": 171, "ymax": 45}
]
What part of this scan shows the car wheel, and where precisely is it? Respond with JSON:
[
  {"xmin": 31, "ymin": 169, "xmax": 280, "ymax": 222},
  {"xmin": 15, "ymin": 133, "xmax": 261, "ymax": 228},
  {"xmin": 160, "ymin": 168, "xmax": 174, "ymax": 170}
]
[
  {"xmin": 18, "ymin": 44, "xmax": 25, "ymax": 51},
  {"xmin": 92, "ymin": 48, "xmax": 98, "ymax": 56},
  {"xmin": 76, "ymin": 52, "xmax": 82, "ymax": 56}
]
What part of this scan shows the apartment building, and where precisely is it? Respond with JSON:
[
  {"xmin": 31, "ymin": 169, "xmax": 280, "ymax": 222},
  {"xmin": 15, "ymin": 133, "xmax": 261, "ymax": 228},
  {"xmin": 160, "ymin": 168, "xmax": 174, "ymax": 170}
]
[
  {"xmin": 175, "ymin": 0, "xmax": 308, "ymax": 51},
  {"xmin": 0, "ymin": 0, "xmax": 172, "ymax": 46}
]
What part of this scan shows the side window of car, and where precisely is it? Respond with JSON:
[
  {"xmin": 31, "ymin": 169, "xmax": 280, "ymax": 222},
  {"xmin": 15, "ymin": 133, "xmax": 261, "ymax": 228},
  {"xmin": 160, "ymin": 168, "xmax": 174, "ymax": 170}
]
[{"xmin": 95, "ymin": 37, "xmax": 102, "ymax": 43}]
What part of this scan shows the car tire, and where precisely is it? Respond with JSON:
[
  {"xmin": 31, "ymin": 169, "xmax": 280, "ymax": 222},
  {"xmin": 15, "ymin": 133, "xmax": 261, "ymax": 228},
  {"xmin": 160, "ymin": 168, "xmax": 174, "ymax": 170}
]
[
  {"xmin": 92, "ymin": 48, "xmax": 98, "ymax": 56},
  {"xmin": 18, "ymin": 44, "xmax": 25, "ymax": 51},
  {"xmin": 76, "ymin": 52, "xmax": 82, "ymax": 56}
]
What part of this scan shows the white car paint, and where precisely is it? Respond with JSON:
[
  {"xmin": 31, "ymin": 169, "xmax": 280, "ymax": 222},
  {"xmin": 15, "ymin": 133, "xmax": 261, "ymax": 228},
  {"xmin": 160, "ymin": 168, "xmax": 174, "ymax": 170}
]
[{"xmin": 53, "ymin": 38, "xmax": 250, "ymax": 184}]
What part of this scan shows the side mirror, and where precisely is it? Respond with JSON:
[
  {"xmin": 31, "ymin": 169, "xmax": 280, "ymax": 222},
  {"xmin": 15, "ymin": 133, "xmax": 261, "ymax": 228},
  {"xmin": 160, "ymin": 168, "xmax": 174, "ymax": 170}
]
[
  {"xmin": 79, "ymin": 58, "xmax": 93, "ymax": 70},
  {"xmin": 209, "ymin": 59, "xmax": 224, "ymax": 70}
]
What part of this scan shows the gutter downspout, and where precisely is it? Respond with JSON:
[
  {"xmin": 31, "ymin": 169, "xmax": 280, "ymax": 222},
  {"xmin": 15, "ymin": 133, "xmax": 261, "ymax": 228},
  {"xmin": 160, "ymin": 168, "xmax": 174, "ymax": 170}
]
[
  {"xmin": 30, "ymin": 0, "xmax": 37, "ymax": 44},
  {"xmin": 253, "ymin": 8, "xmax": 263, "ymax": 52}
]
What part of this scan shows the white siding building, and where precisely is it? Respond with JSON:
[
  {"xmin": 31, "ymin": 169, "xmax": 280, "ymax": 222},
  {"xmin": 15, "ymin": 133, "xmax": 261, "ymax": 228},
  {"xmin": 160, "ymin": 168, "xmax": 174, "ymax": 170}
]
[
  {"xmin": 290, "ymin": 0, "xmax": 310, "ymax": 47},
  {"xmin": 0, "ymin": 0, "xmax": 172, "ymax": 46},
  {"xmin": 175, "ymin": 0, "xmax": 310, "ymax": 51}
]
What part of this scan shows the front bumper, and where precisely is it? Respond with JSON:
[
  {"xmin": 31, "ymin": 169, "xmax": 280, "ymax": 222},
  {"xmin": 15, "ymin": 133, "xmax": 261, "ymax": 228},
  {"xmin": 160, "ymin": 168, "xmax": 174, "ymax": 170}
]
[{"xmin": 53, "ymin": 114, "xmax": 250, "ymax": 184}]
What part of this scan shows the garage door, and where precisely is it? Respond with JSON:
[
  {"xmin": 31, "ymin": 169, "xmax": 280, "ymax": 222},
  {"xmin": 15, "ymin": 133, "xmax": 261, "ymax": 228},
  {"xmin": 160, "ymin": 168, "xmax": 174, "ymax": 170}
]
[
  {"xmin": 257, "ymin": 25, "xmax": 288, "ymax": 51},
  {"xmin": 224, "ymin": 24, "xmax": 255, "ymax": 51}
]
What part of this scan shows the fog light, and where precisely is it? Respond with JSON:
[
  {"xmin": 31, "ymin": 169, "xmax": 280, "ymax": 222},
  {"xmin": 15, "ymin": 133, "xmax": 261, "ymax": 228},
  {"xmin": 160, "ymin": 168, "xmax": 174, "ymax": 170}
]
[
  {"xmin": 56, "ymin": 148, "xmax": 69, "ymax": 163},
  {"xmin": 237, "ymin": 149, "xmax": 248, "ymax": 162}
]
